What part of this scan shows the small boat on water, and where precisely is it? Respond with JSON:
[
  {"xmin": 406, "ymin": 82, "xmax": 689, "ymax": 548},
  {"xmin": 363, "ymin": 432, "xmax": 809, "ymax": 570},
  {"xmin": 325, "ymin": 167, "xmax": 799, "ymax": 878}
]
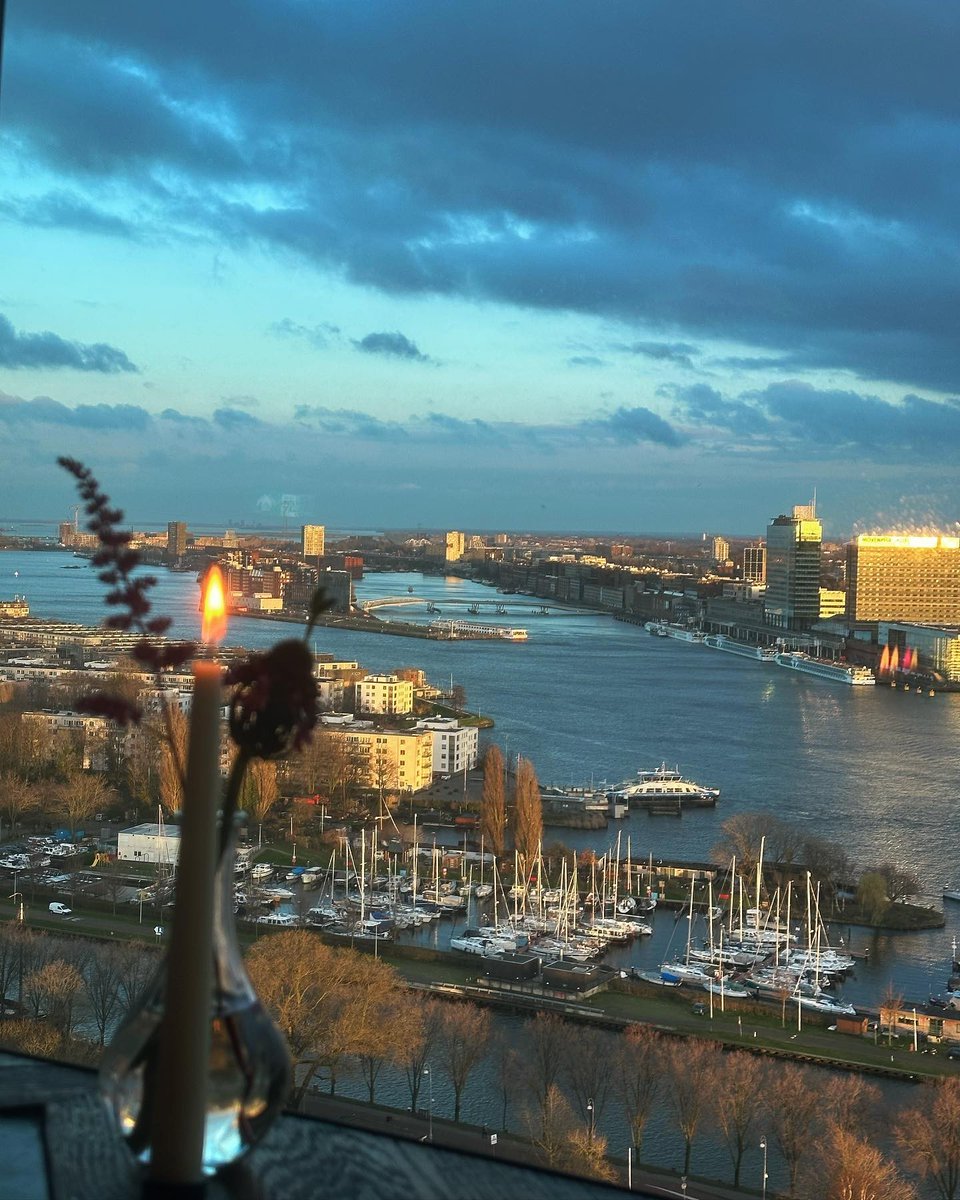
[{"xmin": 944, "ymin": 888, "xmax": 960, "ymax": 903}]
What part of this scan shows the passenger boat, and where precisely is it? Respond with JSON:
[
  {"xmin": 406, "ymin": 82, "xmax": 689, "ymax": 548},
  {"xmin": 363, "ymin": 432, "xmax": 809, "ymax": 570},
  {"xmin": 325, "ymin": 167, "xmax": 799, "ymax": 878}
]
[
  {"xmin": 608, "ymin": 769, "xmax": 720, "ymax": 807},
  {"xmin": 775, "ymin": 652, "xmax": 876, "ymax": 686},
  {"xmin": 703, "ymin": 634, "xmax": 777, "ymax": 662}
]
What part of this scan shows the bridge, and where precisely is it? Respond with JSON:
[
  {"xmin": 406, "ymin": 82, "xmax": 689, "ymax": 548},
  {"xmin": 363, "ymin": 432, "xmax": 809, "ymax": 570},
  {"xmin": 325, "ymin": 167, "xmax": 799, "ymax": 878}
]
[
  {"xmin": 359, "ymin": 596, "xmax": 513, "ymax": 613},
  {"xmin": 358, "ymin": 596, "xmax": 599, "ymax": 617}
]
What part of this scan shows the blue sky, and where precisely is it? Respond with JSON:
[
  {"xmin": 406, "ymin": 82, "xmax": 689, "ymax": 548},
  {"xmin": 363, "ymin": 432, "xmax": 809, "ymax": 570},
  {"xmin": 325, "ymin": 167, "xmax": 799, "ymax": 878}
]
[{"xmin": 1, "ymin": 1, "xmax": 959, "ymax": 536}]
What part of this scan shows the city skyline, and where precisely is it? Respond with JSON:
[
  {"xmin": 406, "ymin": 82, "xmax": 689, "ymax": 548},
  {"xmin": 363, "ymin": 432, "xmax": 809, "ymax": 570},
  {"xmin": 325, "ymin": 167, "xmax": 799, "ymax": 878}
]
[{"xmin": 1, "ymin": 3, "xmax": 959, "ymax": 535}]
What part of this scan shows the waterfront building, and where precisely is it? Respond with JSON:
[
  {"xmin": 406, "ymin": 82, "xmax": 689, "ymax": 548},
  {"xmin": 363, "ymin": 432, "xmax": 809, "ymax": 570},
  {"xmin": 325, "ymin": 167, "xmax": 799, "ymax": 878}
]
[
  {"xmin": 415, "ymin": 716, "xmax": 480, "ymax": 776},
  {"xmin": 846, "ymin": 534, "xmax": 960, "ymax": 623},
  {"xmin": 320, "ymin": 721, "xmax": 434, "ymax": 792},
  {"xmin": 356, "ymin": 673, "xmax": 414, "ymax": 716},
  {"xmin": 445, "ymin": 530, "xmax": 465, "ymax": 563},
  {"xmin": 117, "ymin": 822, "xmax": 181, "ymax": 866},
  {"xmin": 742, "ymin": 542, "xmax": 766, "ymax": 584},
  {"xmin": 166, "ymin": 521, "xmax": 188, "ymax": 560},
  {"xmin": 763, "ymin": 504, "xmax": 822, "ymax": 630},
  {"xmin": 301, "ymin": 524, "xmax": 325, "ymax": 560},
  {"xmin": 880, "ymin": 622, "xmax": 960, "ymax": 683}
]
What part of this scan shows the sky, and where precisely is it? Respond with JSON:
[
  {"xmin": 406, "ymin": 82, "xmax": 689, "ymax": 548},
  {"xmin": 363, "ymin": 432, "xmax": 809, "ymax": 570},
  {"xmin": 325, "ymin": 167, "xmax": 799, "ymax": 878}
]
[{"xmin": 0, "ymin": 1, "xmax": 959, "ymax": 537}]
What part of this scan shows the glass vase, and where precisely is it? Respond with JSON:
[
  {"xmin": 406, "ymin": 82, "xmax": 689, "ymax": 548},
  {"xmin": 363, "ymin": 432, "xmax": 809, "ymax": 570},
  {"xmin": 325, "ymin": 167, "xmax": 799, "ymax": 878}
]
[{"xmin": 99, "ymin": 818, "xmax": 292, "ymax": 1175}]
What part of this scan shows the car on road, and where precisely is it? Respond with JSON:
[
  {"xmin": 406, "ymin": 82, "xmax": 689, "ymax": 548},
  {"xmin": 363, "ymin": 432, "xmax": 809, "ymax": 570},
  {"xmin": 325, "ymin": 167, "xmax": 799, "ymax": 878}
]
[{"xmin": 48, "ymin": 902, "xmax": 72, "ymax": 916}]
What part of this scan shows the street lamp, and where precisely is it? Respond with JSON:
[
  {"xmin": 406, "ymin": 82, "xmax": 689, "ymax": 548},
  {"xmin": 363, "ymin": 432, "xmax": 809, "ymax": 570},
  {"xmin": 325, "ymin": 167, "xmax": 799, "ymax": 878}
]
[
  {"xmin": 423, "ymin": 1067, "xmax": 433, "ymax": 1142},
  {"xmin": 9, "ymin": 891, "xmax": 24, "ymax": 923},
  {"xmin": 913, "ymin": 1007, "xmax": 919, "ymax": 1053},
  {"xmin": 760, "ymin": 1137, "xmax": 768, "ymax": 1200},
  {"xmin": 586, "ymin": 1097, "xmax": 595, "ymax": 1145}
]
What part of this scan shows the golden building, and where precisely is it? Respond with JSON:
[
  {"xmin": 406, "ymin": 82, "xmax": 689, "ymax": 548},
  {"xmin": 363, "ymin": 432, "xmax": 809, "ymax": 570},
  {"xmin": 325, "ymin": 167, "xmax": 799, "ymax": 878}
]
[
  {"xmin": 328, "ymin": 725, "xmax": 434, "ymax": 793},
  {"xmin": 846, "ymin": 535, "xmax": 960, "ymax": 622}
]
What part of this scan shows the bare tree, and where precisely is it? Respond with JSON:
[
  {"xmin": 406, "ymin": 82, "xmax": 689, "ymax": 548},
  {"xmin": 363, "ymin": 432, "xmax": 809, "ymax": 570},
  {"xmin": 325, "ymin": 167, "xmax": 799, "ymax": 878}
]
[
  {"xmin": 116, "ymin": 941, "xmax": 157, "ymax": 1017},
  {"xmin": 481, "ymin": 744, "xmax": 507, "ymax": 857},
  {"xmin": 0, "ymin": 772, "xmax": 39, "ymax": 836},
  {"xmin": 664, "ymin": 1038, "xmax": 720, "ymax": 1176},
  {"xmin": 823, "ymin": 1074, "xmax": 883, "ymax": 1140},
  {"xmin": 817, "ymin": 1127, "xmax": 918, "ymax": 1200},
  {"xmin": 490, "ymin": 1031, "xmax": 524, "ymax": 1132},
  {"xmin": 401, "ymin": 997, "xmax": 444, "ymax": 1111},
  {"xmin": 523, "ymin": 1012, "xmax": 569, "ymax": 1135},
  {"xmin": 436, "ymin": 1002, "xmax": 491, "ymax": 1121},
  {"xmin": 512, "ymin": 756, "xmax": 542, "ymax": 874},
  {"xmin": 876, "ymin": 862, "xmax": 920, "ymax": 904},
  {"xmin": 896, "ymin": 1076, "xmax": 960, "ymax": 1200},
  {"xmin": 0, "ymin": 924, "xmax": 33, "ymax": 1016},
  {"xmin": 564, "ymin": 1026, "xmax": 613, "ymax": 1129},
  {"xmin": 84, "ymin": 942, "xmax": 126, "ymax": 1046},
  {"xmin": 158, "ymin": 705, "xmax": 189, "ymax": 815},
  {"xmin": 24, "ymin": 960, "xmax": 84, "ymax": 1038},
  {"xmin": 356, "ymin": 984, "xmax": 419, "ymax": 1103},
  {"xmin": 767, "ymin": 1062, "xmax": 820, "ymax": 1195},
  {"xmin": 58, "ymin": 771, "xmax": 112, "ymax": 840},
  {"xmin": 619, "ymin": 1023, "xmax": 662, "ymax": 1160},
  {"xmin": 247, "ymin": 758, "xmax": 281, "ymax": 825},
  {"xmin": 712, "ymin": 1051, "xmax": 766, "ymax": 1187}
]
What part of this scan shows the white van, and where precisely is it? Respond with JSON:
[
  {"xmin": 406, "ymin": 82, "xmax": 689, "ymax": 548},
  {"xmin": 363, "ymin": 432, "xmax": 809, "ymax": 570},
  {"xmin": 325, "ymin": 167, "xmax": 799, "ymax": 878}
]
[{"xmin": 48, "ymin": 902, "xmax": 72, "ymax": 916}]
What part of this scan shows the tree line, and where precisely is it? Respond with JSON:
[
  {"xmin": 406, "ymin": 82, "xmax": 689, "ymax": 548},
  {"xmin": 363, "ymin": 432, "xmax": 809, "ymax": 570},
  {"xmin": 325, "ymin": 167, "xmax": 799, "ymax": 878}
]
[{"xmin": 2, "ymin": 925, "xmax": 960, "ymax": 1198}]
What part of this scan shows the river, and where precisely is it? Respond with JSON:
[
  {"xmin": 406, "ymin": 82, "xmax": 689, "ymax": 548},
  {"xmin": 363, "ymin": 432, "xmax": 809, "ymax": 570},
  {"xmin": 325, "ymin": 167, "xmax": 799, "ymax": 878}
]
[{"xmin": 4, "ymin": 552, "xmax": 960, "ymax": 1006}]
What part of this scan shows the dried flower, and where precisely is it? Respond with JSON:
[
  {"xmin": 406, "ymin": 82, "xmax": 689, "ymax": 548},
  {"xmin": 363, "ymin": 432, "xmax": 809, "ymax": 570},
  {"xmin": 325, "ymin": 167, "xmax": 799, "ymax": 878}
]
[{"xmin": 57, "ymin": 457, "xmax": 196, "ymax": 723}]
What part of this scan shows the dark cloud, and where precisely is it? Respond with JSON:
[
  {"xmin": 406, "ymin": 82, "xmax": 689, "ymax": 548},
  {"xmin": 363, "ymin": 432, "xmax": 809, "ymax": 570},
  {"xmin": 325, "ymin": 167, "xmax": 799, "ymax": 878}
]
[
  {"xmin": 352, "ymin": 331, "xmax": 431, "ymax": 362},
  {"xmin": 0, "ymin": 191, "xmax": 135, "ymax": 239},
  {"xmin": 269, "ymin": 318, "xmax": 341, "ymax": 349},
  {"xmin": 580, "ymin": 406, "xmax": 685, "ymax": 448},
  {"xmin": 415, "ymin": 412, "xmax": 497, "ymax": 440},
  {"xmin": 670, "ymin": 382, "xmax": 772, "ymax": 439},
  {"xmin": 292, "ymin": 405, "xmax": 407, "ymax": 441},
  {"xmin": 672, "ymin": 378, "xmax": 960, "ymax": 459},
  {"xmin": 0, "ymin": 313, "xmax": 137, "ymax": 373},
  {"xmin": 8, "ymin": 3, "xmax": 959, "ymax": 392},
  {"xmin": 617, "ymin": 341, "xmax": 698, "ymax": 368},
  {"xmin": 0, "ymin": 394, "xmax": 149, "ymax": 428},
  {"xmin": 567, "ymin": 356, "xmax": 605, "ymax": 368},
  {"xmin": 212, "ymin": 407, "xmax": 264, "ymax": 431}
]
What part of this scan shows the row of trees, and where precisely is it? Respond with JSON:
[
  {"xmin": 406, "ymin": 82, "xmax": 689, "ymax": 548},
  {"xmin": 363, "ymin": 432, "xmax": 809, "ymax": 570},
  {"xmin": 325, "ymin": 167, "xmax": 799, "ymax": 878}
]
[
  {"xmin": 0, "ymin": 924, "xmax": 156, "ymax": 1058},
  {"xmin": 479, "ymin": 744, "xmax": 542, "ymax": 868},
  {"xmin": 3, "ymin": 925, "xmax": 960, "ymax": 1197},
  {"xmin": 711, "ymin": 811, "xmax": 921, "ymax": 919}
]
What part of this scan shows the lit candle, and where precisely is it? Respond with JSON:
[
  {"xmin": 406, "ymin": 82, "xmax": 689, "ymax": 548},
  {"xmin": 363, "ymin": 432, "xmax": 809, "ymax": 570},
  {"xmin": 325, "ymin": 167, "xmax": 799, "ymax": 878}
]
[{"xmin": 148, "ymin": 567, "xmax": 227, "ymax": 1188}]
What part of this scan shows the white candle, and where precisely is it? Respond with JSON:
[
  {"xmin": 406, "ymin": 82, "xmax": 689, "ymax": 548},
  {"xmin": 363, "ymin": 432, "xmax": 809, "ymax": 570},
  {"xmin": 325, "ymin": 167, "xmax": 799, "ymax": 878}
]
[{"xmin": 148, "ymin": 656, "xmax": 222, "ymax": 1185}]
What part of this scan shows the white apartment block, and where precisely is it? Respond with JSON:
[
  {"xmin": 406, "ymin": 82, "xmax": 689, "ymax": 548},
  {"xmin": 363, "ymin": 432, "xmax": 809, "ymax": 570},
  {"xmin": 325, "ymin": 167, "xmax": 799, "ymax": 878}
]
[
  {"xmin": 315, "ymin": 676, "xmax": 346, "ymax": 711},
  {"xmin": 415, "ymin": 717, "xmax": 479, "ymax": 776},
  {"xmin": 356, "ymin": 673, "xmax": 414, "ymax": 716}
]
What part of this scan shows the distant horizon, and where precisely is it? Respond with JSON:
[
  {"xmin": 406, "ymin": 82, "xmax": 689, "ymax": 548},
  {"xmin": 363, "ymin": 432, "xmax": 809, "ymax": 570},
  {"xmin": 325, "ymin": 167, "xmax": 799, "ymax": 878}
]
[{"xmin": 0, "ymin": 517, "xmax": 951, "ymax": 546}]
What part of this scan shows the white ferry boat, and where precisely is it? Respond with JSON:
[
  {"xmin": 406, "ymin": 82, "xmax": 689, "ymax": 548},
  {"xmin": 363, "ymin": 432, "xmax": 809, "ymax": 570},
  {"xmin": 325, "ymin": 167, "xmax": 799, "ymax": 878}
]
[
  {"xmin": 608, "ymin": 769, "xmax": 720, "ymax": 807},
  {"xmin": 775, "ymin": 652, "xmax": 876, "ymax": 686},
  {"xmin": 704, "ymin": 634, "xmax": 777, "ymax": 662}
]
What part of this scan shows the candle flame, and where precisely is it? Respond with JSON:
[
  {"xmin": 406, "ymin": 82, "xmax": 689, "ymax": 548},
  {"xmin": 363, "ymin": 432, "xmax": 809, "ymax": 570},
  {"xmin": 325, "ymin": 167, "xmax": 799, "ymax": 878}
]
[{"xmin": 201, "ymin": 566, "xmax": 227, "ymax": 645}]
